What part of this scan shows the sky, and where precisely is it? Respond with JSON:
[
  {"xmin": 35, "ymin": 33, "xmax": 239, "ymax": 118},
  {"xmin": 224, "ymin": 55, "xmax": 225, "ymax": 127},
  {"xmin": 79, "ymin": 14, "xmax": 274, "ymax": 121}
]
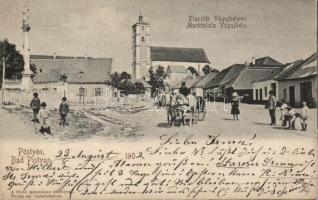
[{"xmin": 0, "ymin": 0, "xmax": 316, "ymax": 73}]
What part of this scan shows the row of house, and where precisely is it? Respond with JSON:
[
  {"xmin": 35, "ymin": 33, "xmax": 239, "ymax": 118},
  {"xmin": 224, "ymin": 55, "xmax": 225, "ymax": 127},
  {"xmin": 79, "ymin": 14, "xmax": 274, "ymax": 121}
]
[
  {"xmin": 253, "ymin": 53, "xmax": 317, "ymax": 107},
  {"xmin": 172, "ymin": 53, "xmax": 317, "ymax": 107}
]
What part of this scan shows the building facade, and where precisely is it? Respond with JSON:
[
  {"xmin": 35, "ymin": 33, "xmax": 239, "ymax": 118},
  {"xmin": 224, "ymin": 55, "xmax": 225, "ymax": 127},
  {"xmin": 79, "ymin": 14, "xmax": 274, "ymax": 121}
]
[{"xmin": 30, "ymin": 55, "xmax": 113, "ymax": 106}]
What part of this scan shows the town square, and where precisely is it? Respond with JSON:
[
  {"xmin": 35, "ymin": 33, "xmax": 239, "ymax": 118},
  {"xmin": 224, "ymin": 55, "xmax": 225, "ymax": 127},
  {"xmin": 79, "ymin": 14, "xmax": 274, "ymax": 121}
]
[{"xmin": 0, "ymin": 0, "xmax": 317, "ymax": 199}]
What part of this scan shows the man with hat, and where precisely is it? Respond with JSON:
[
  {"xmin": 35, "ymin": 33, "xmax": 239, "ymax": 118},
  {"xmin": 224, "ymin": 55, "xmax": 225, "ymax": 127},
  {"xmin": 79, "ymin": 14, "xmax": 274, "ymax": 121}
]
[{"xmin": 179, "ymin": 82, "xmax": 190, "ymax": 97}]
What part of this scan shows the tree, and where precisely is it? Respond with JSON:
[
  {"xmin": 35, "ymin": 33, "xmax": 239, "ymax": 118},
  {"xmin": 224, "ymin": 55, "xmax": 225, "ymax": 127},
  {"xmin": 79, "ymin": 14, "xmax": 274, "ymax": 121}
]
[
  {"xmin": 119, "ymin": 71, "xmax": 131, "ymax": 81},
  {"xmin": 202, "ymin": 65, "xmax": 212, "ymax": 75},
  {"xmin": 110, "ymin": 71, "xmax": 135, "ymax": 95},
  {"xmin": 119, "ymin": 80, "xmax": 135, "ymax": 95},
  {"xmin": 110, "ymin": 72, "xmax": 121, "ymax": 88},
  {"xmin": 187, "ymin": 66, "xmax": 199, "ymax": 76},
  {"xmin": 0, "ymin": 39, "xmax": 37, "ymax": 86},
  {"xmin": 135, "ymin": 82, "xmax": 145, "ymax": 94},
  {"xmin": 149, "ymin": 65, "xmax": 166, "ymax": 97}
]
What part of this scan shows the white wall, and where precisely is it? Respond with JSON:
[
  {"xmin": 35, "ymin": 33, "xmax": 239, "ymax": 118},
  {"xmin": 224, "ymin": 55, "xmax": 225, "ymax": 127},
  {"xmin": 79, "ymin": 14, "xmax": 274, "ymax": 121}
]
[
  {"xmin": 151, "ymin": 61, "xmax": 210, "ymax": 76},
  {"xmin": 33, "ymin": 82, "xmax": 112, "ymax": 105},
  {"xmin": 278, "ymin": 77, "xmax": 317, "ymax": 106},
  {"xmin": 252, "ymin": 80, "xmax": 279, "ymax": 101}
]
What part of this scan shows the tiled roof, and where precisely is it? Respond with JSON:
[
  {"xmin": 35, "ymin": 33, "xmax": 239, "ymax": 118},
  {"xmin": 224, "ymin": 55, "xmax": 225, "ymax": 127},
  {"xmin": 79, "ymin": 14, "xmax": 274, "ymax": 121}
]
[
  {"xmin": 254, "ymin": 56, "xmax": 282, "ymax": 66},
  {"xmin": 31, "ymin": 57, "xmax": 112, "ymax": 83},
  {"xmin": 203, "ymin": 65, "xmax": 236, "ymax": 89},
  {"xmin": 194, "ymin": 72, "xmax": 218, "ymax": 88},
  {"xmin": 254, "ymin": 60, "xmax": 302, "ymax": 83},
  {"xmin": 151, "ymin": 46, "xmax": 210, "ymax": 63},
  {"xmin": 231, "ymin": 67, "xmax": 279, "ymax": 90},
  {"xmin": 276, "ymin": 52, "xmax": 317, "ymax": 80},
  {"xmin": 218, "ymin": 64, "xmax": 246, "ymax": 86},
  {"xmin": 167, "ymin": 65, "xmax": 187, "ymax": 74}
]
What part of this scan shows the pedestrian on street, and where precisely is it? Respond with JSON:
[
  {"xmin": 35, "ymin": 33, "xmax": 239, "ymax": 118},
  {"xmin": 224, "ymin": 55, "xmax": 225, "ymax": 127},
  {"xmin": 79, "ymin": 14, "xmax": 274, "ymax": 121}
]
[
  {"xmin": 231, "ymin": 92, "xmax": 240, "ymax": 120},
  {"xmin": 39, "ymin": 102, "xmax": 51, "ymax": 134},
  {"xmin": 300, "ymin": 101, "xmax": 309, "ymax": 131},
  {"xmin": 30, "ymin": 92, "xmax": 41, "ymax": 123},
  {"xmin": 267, "ymin": 90, "xmax": 277, "ymax": 125},
  {"xmin": 280, "ymin": 99, "xmax": 288, "ymax": 126},
  {"xmin": 59, "ymin": 97, "xmax": 69, "ymax": 127},
  {"xmin": 179, "ymin": 82, "xmax": 190, "ymax": 97}
]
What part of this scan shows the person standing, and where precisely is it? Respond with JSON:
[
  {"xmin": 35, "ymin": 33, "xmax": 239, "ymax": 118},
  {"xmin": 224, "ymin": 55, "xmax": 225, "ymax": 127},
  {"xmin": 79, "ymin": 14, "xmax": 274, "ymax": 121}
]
[
  {"xmin": 39, "ymin": 102, "xmax": 51, "ymax": 134},
  {"xmin": 179, "ymin": 82, "xmax": 190, "ymax": 97},
  {"xmin": 280, "ymin": 99, "xmax": 288, "ymax": 126},
  {"xmin": 268, "ymin": 90, "xmax": 277, "ymax": 125},
  {"xmin": 30, "ymin": 92, "xmax": 41, "ymax": 123},
  {"xmin": 59, "ymin": 97, "xmax": 70, "ymax": 127},
  {"xmin": 231, "ymin": 92, "xmax": 240, "ymax": 120},
  {"xmin": 300, "ymin": 101, "xmax": 309, "ymax": 131}
]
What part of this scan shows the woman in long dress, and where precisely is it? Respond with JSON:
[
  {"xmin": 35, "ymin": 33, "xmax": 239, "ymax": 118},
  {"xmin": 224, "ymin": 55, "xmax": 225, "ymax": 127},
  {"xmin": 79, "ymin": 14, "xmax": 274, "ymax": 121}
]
[{"xmin": 231, "ymin": 93, "xmax": 240, "ymax": 120}]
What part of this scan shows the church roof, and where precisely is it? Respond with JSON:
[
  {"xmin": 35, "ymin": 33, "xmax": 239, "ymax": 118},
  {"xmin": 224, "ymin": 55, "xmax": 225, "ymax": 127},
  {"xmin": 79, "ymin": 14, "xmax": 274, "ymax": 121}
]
[
  {"xmin": 150, "ymin": 46, "xmax": 210, "ymax": 63},
  {"xmin": 31, "ymin": 56, "xmax": 112, "ymax": 84},
  {"xmin": 132, "ymin": 15, "xmax": 149, "ymax": 27}
]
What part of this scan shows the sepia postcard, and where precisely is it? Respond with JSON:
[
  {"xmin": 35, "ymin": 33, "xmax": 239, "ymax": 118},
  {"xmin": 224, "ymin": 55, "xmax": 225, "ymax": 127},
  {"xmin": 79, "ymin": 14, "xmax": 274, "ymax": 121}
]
[{"xmin": 0, "ymin": 0, "xmax": 317, "ymax": 199}]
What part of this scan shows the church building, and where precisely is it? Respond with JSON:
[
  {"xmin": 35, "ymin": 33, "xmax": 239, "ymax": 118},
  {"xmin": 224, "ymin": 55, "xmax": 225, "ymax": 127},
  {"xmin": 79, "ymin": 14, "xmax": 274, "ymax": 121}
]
[{"xmin": 132, "ymin": 15, "xmax": 211, "ymax": 81}]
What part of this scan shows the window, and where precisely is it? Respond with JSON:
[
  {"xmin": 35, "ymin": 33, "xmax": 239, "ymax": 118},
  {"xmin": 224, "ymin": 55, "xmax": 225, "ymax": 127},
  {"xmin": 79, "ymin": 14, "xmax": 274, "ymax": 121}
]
[
  {"xmin": 94, "ymin": 88, "xmax": 103, "ymax": 96},
  {"xmin": 264, "ymin": 87, "xmax": 267, "ymax": 97},
  {"xmin": 255, "ymin": 89, "xmax": 259, "ymax": 100},
  {"xmin": 283, "ymin": 89, "xmax": 287, "ymax": 100},
  {"xmin": 141, "ymin": 36, "xmax": 145, "ymax": 42},
  {"xmin": 142, "ymin": 26, "xmax": 144, "ymax": 30},
  {"xmin": 260, "ymin": 89, "xmax": 263, "ymax": 101}
]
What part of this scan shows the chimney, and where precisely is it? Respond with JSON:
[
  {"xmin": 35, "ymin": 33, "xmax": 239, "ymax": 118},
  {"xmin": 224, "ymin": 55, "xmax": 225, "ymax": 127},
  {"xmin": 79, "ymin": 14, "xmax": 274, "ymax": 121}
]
[
  {"xmin": 139, "ymin": 12, "xmax": 143, "ymax": 22},
  {"xmin": 251, "ymin": 57, "xmax": 255, "ymax": 65},
  {"xmin": 53, "ymin": 52, "xmax": 56, "ymax": 59}
]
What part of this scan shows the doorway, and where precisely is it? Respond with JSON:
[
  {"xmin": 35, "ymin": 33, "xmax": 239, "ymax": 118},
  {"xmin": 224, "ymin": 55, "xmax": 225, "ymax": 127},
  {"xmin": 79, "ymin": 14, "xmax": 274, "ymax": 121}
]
[
  {"xmin": 300, "ymin": 81, "xmax": 312, "ymax": 103},
  {"xmin": 289, "ymin": 86, "xmax": 295, "ymax": 107}
]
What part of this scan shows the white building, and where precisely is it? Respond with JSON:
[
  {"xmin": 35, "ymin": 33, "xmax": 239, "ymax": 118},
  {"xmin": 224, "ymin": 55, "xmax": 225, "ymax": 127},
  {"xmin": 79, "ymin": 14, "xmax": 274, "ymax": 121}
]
[
  {"xmin": 252, "ymin": 60, "xmax": 303, "ymax": 102},
  {"xmin": 30, "ymin": 55, "xmax": 113, "ymax": 106}
]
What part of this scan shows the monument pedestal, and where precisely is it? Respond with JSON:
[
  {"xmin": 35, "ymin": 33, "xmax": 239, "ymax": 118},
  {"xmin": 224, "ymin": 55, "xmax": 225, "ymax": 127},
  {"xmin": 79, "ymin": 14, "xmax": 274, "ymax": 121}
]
[{"xmin": 20, "ymin": 72, "xmax": 33, "ymax": 91}]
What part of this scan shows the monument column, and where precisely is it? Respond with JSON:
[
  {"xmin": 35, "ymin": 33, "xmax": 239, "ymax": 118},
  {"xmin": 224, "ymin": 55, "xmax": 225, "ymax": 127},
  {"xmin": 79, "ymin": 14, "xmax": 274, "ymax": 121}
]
[{"xmin": 21, "ymin": 8, "xmax": 33, "ymax": 91}]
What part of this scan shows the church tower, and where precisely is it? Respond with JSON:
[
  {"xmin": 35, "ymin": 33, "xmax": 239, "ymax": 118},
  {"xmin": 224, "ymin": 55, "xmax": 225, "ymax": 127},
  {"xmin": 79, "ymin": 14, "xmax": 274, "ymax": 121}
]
[{"xmin": 132, "ymin": 13, "xmax": 150, "ymax": 80}]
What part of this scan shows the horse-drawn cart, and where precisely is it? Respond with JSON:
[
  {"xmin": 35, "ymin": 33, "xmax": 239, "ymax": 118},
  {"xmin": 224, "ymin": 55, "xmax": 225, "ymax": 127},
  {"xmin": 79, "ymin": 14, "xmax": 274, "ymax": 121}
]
[{"xmin": 166, "ymin": 94, "xmax": 206, "ymax": 127}]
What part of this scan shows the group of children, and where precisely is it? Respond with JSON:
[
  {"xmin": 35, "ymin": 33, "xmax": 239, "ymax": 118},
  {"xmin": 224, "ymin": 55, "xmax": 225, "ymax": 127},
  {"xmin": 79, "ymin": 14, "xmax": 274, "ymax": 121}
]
[
  {"xmin": 30, "ymin": 92, "xmax": 70, "ymax": 135},
  {"xmin": 229, "ymin": 92, "xmax": 309, "ymax": 131},
  {"xmin": 280, "ymin": 100, "xmax": 309, "ymax": 131}
]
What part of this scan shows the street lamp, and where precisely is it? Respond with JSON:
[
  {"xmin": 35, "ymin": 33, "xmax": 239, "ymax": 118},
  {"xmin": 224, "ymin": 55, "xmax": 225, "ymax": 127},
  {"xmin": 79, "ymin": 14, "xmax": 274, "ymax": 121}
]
[
  {"xmin": 59, "ymin": 73, "xmax": 67, "ymax": 97},
  {"xmin": 79, "ymin": 71, "xmax": 84, "ymax": 111}
]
